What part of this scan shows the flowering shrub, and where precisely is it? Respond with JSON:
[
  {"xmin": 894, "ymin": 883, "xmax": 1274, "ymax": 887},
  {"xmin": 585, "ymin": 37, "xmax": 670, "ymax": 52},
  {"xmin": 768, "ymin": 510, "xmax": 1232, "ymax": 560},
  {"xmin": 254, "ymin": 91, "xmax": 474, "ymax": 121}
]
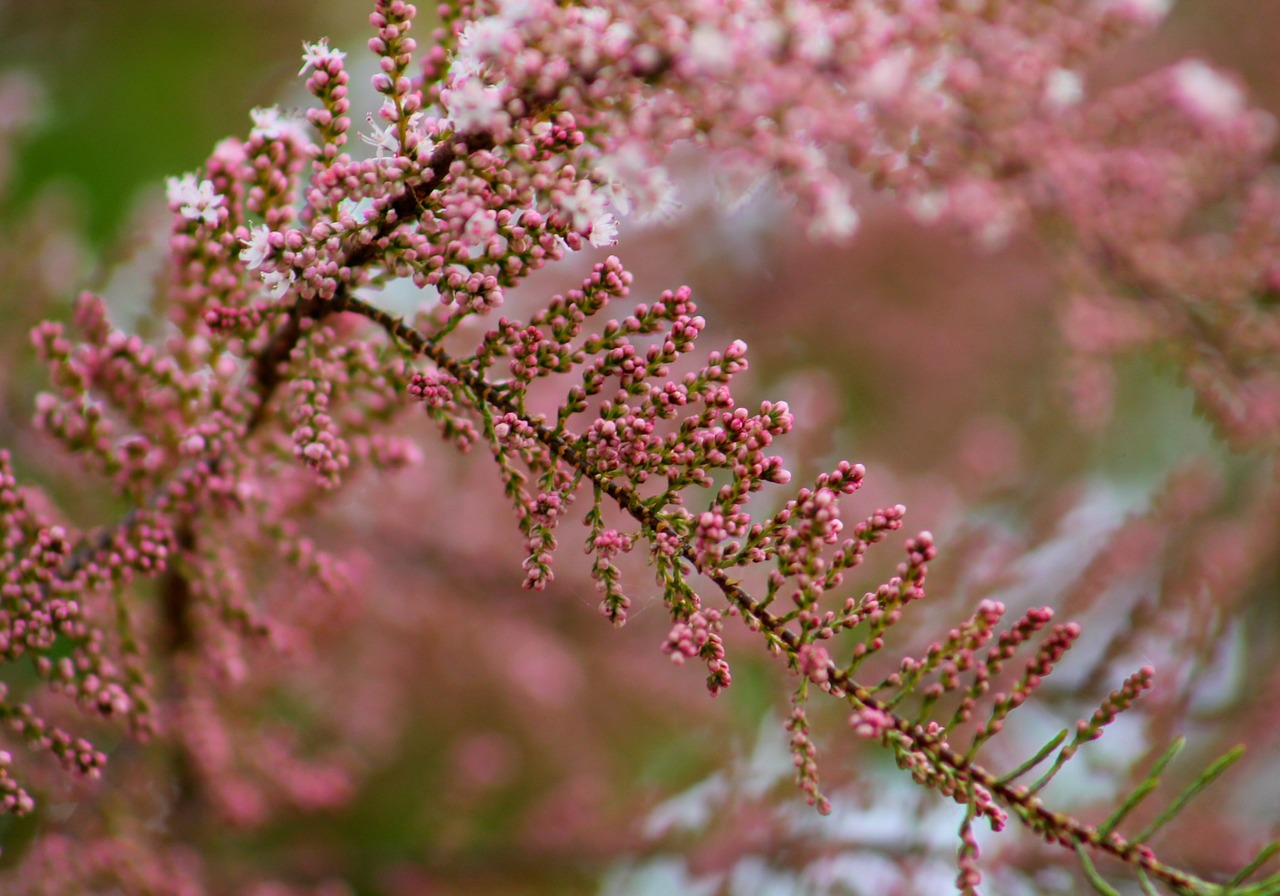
[{"xmin": 2, "ymin": 1, "xmax": 1280, "ymax": 893}]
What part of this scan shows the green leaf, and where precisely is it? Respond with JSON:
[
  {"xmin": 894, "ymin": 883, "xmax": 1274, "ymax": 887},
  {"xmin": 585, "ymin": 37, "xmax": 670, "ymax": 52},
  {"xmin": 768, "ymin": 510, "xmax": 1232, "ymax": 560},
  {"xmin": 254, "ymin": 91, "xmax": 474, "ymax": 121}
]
[
  {"xmin": 1098, "ymin": 737, "xmax": 1185, "ymax": 838},
  {"xmin": 1076, "ymin": 841, "xmax": 1124, "ymax": 896},
  {"xmin": 995, "ymin": 728, "xmax": 1068, "ymax": 786},
  {"xmin": 1134, "ymin": 746, "xmax": 1244, "ymax": 844},
  {"xmin": 1227, "ymin": 838, "xmax": 1280, "ymax": 890}
]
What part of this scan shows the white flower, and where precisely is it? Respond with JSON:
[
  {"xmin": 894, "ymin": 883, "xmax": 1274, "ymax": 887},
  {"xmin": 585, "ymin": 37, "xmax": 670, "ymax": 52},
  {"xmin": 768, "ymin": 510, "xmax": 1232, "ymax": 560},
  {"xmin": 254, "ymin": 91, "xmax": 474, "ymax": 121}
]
[
  {"xmin": 811, "ymin": 183, "xmax": 860, "ymax": 240},
  {"xmin": 597, "ymin": 148, "xmax": 644, "ymax": 216},
  {"xmin": 639, "ymin": 184, "xmax": 682, "ymax": 223},
  {"xmin": 456, "ymin": 16, "xmax": 512, "ymax": 72},
  {"xmin": 579, "ymin": 7, "xmax": 611, "ymax": 30},
  {"xmin": 860, "ymin": 49, "xmax": 914, "ymax": 102},
  {"xmin": 360, "ymin": 116, "xmax": 400, "ymax": 158},
  {"xmin": 598, "ymin": 147, "xmax": 681, "ymax": 222},
  {"xmin": 239, "ymin": 224, "xmax": 272, "ymax": 270},
  {"xmin": 1171, "ymin": 59, "xmax": 1245, "ymax": 123},
  {"xmin": 453, "ymin": 14, "xmax": 524, "ymax": 81},
  {"xmin": 239, "ymin": 224, "xmax": 294, "ymax": 296},
  {"xmin": 688, "ymin": 25, "xmax": 734, "ymax": 74},
  {"xmin": 1044, "ymin": 69, "xmax": 1084, "ymax": 109},
  {"xmin": 496, "ymin": 0, "xmax": 540, "ymax": 23},
  {"xmin": 1108, "ymin": 0, "xmax": 1171, "ymax": 26},
  {"xmin": 597, "ymin": 176, "xmax": 632, "ymax": 218},
  {"xmin": 441, "ymin": 77, "xmax": 508, "ymax": 133},
  {"xmin": 601, "ymin": 21, "xmax": 635, "ymax": 57},
  {"xmin": 250, "ymin": 106, "xmax": 308, "ymax": 144},
  {"xmin": 165, "ymin": 174, "xmax": 223, "ymax": 226},
  {"xmin": 299, "ymin": 38, "xmax": 345, "ymax": 76},
  {"xmin": 589, "ymin": 213, "xmax": 618, "ymax": 247},
  {"xmin": 906, "ymin": 190, "xmax": 947, "ymax": 224},
  {"xmin": 260, "ymin": 269, "xmax": 295, "ymax": 299},
  {"xmin": 560, "ymin": 179, "xmax": 608, "ymax": 232},
  {"xmin": 789, "ymin": 4, "xmax": 835, "ymax": 65}
]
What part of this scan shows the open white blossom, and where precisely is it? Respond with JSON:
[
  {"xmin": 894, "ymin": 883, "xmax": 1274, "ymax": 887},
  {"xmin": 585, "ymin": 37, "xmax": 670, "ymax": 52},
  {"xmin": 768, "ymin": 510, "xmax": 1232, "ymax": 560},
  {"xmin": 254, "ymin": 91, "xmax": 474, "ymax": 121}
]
[
  {"xmin": 1109, "ymin": 0, "xmax": 1172, "ymax": 26},
  {"xmin": 496, "ymin": 0, "xmax": 541, "ymax": 23},
  {"xmin": 299, "ymin": 38, "xmax": 345, "ymax": 76},
  {"xmin": 250, "ymin": 106, "xmax": 309, "ymax": 145},
  {"xmin": 165, "ymin": 174, "xmax": 223, "ymax": 226},
  {"xmin": 1044, "ymin": 69, "xmax": 1084, "ymax": 109},
  {"xmin": 559, "ymin": 179, "xmax": 608, "ymax": 233},
  {"xmin": 455, "ymin": 16, "xmax": 515, "ymax": 78},
  {"xmin": 860, "ymin": 49, "xmax": 914, "ymax": 102},
  {"xmin": 688, "ymin": 25, "xmax": 734, "ymax": 75},
  {"xmin": 589, "ymin": 213, "xmax": 619, "ymax": 247},
  {"xmin": 811, "ymin": 186, "xmax": 860, "ymax": 240},
  {"xmin": 599, "ymin": 146, "xmax": 681, "ymax": 222},
  {"xmin": 239, "ymin": 224, "xmax": 272, "ymax": 270},
  {"xmin": 361, "ymin": 117, "xmax": 400, "ymax": 159},
  {"xmin": 441, "ymin": 77, "xmax": 508, "ymax": 133},
  {"xmin": 260, "ymin": 269, "xmax": 295, "ymax": 299},
  {"xmin": 1172, "ymin": 60, "xmax": 1245, "ymax": 123}
]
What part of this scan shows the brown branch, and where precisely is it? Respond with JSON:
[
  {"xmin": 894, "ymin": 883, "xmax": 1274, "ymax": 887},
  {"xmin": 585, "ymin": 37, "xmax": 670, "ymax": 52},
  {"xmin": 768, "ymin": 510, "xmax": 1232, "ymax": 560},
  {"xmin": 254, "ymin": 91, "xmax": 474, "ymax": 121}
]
[
  {"xmin": 60, "ymin": 133, "xmax": 493, "ymax": 580},
  {"xmin": 243, "ymin": 133, "xmax": 491, "ymax": 434}
]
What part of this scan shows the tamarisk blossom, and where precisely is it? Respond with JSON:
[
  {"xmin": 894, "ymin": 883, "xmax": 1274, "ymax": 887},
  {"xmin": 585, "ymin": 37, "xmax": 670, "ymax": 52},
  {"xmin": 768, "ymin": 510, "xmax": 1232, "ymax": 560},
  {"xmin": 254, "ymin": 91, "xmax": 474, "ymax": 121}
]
[
  {"xmin": 3, "ymin": 1, "xmax": 1279, "ymax": 893},
  {"xmin": 299, "ymin": 37, "xmax": 345, "ymax": 76},
  {"xmin": 1170, "ymin": 59, "xmax": 1247, "ymax": 123},
  {"xmin": 238, "ymin": 224, "xmax": 295, "ymax": 298},
  {"xmin": 239, "ymin": 224, "xmax": 272, "ymax": 271},
  {"xmin": 248, "ymin": 106, "xmax": 308, "ymax": 145},
  {"xmin": 441, "ymin": 77, "xmax": 508, "ymax": 133},
  {"xmin": 165, "ymin": 174, "xmax": 223, "ymax": 226}
]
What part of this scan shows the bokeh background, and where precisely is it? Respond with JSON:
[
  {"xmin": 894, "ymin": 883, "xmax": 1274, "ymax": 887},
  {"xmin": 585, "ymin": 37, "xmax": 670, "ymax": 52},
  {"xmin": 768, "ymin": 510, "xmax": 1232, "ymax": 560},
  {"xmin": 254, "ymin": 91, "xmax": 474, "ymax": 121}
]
[{"xmin": 2, "ymin": 2, "xmax": 1280, "ymax": 894}]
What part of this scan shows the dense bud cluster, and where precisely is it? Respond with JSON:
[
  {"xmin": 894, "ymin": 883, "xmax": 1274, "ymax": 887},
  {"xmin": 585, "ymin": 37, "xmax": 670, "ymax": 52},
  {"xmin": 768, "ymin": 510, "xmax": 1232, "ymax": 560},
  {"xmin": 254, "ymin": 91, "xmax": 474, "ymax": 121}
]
[{"xmin": 1, "ymin": 1, "xmax": 1278, "ymax": 893}]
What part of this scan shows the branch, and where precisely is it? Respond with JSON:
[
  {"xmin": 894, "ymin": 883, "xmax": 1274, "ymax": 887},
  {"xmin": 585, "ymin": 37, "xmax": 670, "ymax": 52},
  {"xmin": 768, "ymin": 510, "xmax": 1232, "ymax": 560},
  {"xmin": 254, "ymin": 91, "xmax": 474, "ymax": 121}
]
[{"xmin": 343, "ymin": 293, "xmax": 1216, "ymax": 896}]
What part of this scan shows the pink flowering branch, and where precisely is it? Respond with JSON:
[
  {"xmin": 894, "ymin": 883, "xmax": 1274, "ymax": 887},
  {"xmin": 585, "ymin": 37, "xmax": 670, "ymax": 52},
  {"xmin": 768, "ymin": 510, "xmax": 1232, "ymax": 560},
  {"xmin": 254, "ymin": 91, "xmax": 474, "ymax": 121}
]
[
  {"xmin": 337, "ymin": 287, "xmax": 1235, "ymax": 896},
  {"xmin": 4, "ymin": 1, "xmax": 1280, "ymax": 892}
]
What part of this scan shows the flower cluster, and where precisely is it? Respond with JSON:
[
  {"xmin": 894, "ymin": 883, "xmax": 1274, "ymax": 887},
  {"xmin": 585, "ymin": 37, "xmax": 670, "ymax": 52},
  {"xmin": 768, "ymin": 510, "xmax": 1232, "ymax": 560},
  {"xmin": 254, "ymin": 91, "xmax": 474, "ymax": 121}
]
[{"xmin": 2, "ymin": 1, "xmax": 1278, "ymax": 893}]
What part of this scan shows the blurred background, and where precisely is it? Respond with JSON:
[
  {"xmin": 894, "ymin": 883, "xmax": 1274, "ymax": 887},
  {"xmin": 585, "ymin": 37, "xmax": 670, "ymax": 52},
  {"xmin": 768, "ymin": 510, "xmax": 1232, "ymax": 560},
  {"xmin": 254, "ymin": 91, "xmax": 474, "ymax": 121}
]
[{"xmin": 1, "ymin": 1, "xmax": 1279, "ymax": 894}]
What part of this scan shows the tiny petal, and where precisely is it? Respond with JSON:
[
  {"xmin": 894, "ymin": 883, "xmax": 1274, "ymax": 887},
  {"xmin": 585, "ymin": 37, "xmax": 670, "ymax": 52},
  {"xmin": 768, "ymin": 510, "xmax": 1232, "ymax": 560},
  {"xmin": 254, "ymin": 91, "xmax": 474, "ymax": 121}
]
[
  {"xmin": 239, "ymin": 225, "xmax": 272, "ymax": 270},
  {"xmin": 261, "ymin": 269, "xmax": 296, "ymax": 299},
  {"xmin": 441, "ymin": 77, "xmax": 508, "ymax": 133},
  {"xmin": 165, "ymin": 174, "xmax": 224, "ymax": 226},
  {"xmin": 1044, "ymin": 69, "xmax": 1084, "ymax": 109},
  {"xmin": 360, "ymin": 116, "xmax": 400, "ymax": 158},
  {"xmin": 300, "ymin": 38, "xmax": 346, "ymax": 76},
  {"xmin": 1171, "ymin": 59, "xmax": 1245, "ymax": 123},
  {"xmin": 589, "ymin": 213, "xmax": 618, "ymax": 247},
  {"xmin": 250, "ymin": 106, "xmax": 309, "ymax": 144}
]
